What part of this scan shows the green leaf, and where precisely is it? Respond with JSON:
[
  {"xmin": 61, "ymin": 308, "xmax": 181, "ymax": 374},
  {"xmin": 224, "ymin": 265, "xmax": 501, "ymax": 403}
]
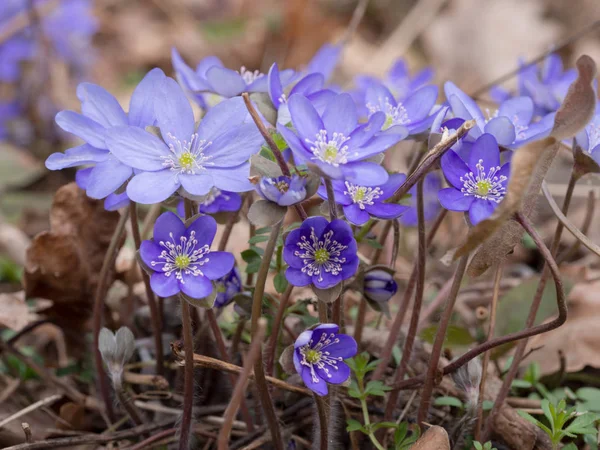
[
  {"xmin": 241, "ymin": 249, "xmax": 262, "ymax": 274},
  {"xmin": 255, "ymin": 226, "xmax": 272, "ymax": 235},
  {"xmin": 346, "ymin": 419, "xmax": 365, "ymax": 432},
  {"xmin": 512, "ymin": 379, "xmax": 533, "ymax": 389},
  {"xmin": 577, "ymin": 387, "xmax": 600, "ymax": 412},
  {"xmin": 372, "ymin": 421, "xmax": 399, "ymax": 431},
  {"xmin": 473, "ymin": 443, "xmax": 483, "ymax": 450},
  {"xmin": 394, "ymin": 422, "xmax": 408, "ymax": 445},
  {"xmin": 523, "ymin": 362, "xmax": 541, "ymax": 384},
  {"xmin": 365, "ymin": 238, "xmax": 383, "ymax": 249},
  {"xmin": 347, "ymin": 380, "xmax": 363, "ymax": 399},
  {"xmin": 419, "ymin": 325, "xmax": 475, "ymax": 348},
  {"xmin": 482, "ymin": 400, "xmax": 494, "ymax": 411},
  {"xmin": 433, "ymin": 396, "xmax": 464, "ymax": 409},
  {"xmin": 248, "ymin": 234, "xmax": 271, "ymax": 244},
  {"xmin": 274, "ymin": 272, "xmax": 288, "ymax": 294},
  {"xmin": 565, "ymin": 413, "xmax": 598, "ymax": 434},
  {"xmin": 562, "ymin": 443, "xmax": 578, "ymax": 450},
  {"xmin": 365, "ymin": 380, "xmax": 391, "ymax": 397},
  {"xmin": 365, "ymin": 359, "xmax": 381, "ymax": 373},
  {"xmin": 517, "ymin": 410, "xmax": 542, "ymax": 427}
]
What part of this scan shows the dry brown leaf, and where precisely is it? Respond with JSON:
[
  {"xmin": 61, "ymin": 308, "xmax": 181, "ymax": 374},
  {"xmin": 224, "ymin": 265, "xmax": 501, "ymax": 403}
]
[
  {"xmin": 521, "ymin": 279, "xmax": 600, "ymax": 376},
  {"xmin": 23, "ymin": 183, "xmax": 124, "ymax": 330},
  {"xmin": 0, "ymin": 291, "xmax": 40, "ymax": 331},
  {"xmin": 410, "ymin": 425, "xmax": 450, "ymax": 450}
]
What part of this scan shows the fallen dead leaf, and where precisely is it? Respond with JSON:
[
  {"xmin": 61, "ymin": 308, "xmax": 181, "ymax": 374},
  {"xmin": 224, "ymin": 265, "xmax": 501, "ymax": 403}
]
[
  {"xmin": 0, "ymin": 291, "xmax": 41, "ymax": 331},
  {"xmin": 410, "ymin": 425, "xmax": 450, "ymax": 450}
]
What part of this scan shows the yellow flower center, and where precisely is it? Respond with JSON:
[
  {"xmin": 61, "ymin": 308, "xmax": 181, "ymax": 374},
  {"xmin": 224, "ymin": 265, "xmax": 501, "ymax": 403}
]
[
  {"xmin": 178, "ymin": 152, "xmax": 195, "ymax": 171},
  {"xmin": 323, "ymin": 145, "xmax": 339, "ymax": 163},
  {"xmin": 476, "ymin": 180, "xmax": 492, "ymax": 197},
  {"xmin": 305, "ymin": 349, "xmax": 321, "ymax": 364},
  {"xmin": 174, "ymin": 254, "xmax": 190, "ymax": 270},
  {"xmin": 354, "ymin": 187, "xmax": 367, "ymax": 202},
  {"xmin": 383, "ymin": 115, "xmax": 394, "ymax": 130},
  {"xmin": 275, "ymin": 181, "xmax": 290, "ymax": 193},
  {"xmin": 314, "ymin": 248, "xmax": 329, "ymax": 264}
]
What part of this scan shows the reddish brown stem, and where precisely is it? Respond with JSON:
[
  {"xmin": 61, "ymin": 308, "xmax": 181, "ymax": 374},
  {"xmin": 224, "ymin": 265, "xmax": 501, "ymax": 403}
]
[{"xmin": 266, "ymin": 284, "xmax": 294, "ymax": 377}]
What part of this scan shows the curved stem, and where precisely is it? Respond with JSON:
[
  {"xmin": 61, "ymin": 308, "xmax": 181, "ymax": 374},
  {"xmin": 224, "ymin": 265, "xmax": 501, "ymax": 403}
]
[
  {"xmin": 314, "ymin": 394, "xmax": 330, "ymax": 450},
  {"xmin": 178, "ymin": 299, "xmax": 195, "ymax": 450},
  {"xmin": 93, "ymin": 207, "xmax": 129, "ymax": 422},
  {"xmin": 416, "ymin": 254, "xmax": 469, "ymax": 426},
  {"xmin": 324, "ymin": 178, "xmax": 338, "ymax": 220},
  {"xmin": 250, "ymin": 220, "xmax": 285, "ymax": 450},
  {"xmin": 266, "ymin": 284, "xmax": 294, "ymax": 377},
  {"xmin": 130, "ymin": 203, "xmax": 164, "ymax": 376}
]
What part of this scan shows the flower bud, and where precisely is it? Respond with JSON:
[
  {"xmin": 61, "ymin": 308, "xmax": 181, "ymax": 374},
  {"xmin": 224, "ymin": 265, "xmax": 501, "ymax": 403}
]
[
  {"xmin": 98, "ymin": 326, "xmax": 135, "ymax": 386},
  {"xmin": 255, "ymin": 174, "xmax": 307, "ymax": 206},
  {"xmin": 363, "ymin": 269, "xmax": 398, "ymax": 303}
]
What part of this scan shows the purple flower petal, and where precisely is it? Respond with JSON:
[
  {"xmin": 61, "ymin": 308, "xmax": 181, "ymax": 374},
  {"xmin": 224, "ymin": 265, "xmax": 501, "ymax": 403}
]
[
  {"xmin": 326, "ymin": 335, "xmax": 358, "ymax": 359},
  {"xmin": 45, "ymin": 144, "xmax": 108, "ymax": 170},
  {"xmin": 150, "ymin": 272, "xmax": 180, "ymax": 297},
  {"xmin": 321, "ymin": 93, "xmax": 358, "ymax": 136},
  {"xmin": 343, "ymin": 204, "xmax": 370, "ymax": 225},
  {"xmin": 196, "ymin": 96, "xmax": 253, "ymax": 142},
  {"xmin": 155, "ymin": 77, "xmax": 195, "ymax": 144},
  {"xmin": 288, "ymin": 94, "xmax": 325, "ymax": 143},
  {"xmin": 128, "ymin": 68, "xmax": 166, "ymax": 128},
  {"xmin": 106, "ymin": 126, "xmax": 168, "ymax": 171},
  {"xmin": 55, "ymin": 110, "xmax": 106, "ymax": 148},
  {"xmin": 290, "ymin": 73, "xmax": 324, "ymax": 97},
  {"xmin": 469, "ymin": 133, "xmax": 500, "ymax": 173},
  {"xmin": 314, "ymin": 359, "xmax": 350, "ymax": 385},
  {"xmin": 350, "ymin": 133, "xmax": 404, "ymax": 160},
  {"xmin": 348, "ymin": 112, "xmax": 386, "ymax": 148},
  {"xmin": 86, "ymin": 158, "xmax": 132, "ymax": 199},
  {"xmin": 438, "ymin": 188, "xmax": 474, "ymax": 211},
  {"xmin": 127, "ymin": 170, "xmax": 180, "ymax": 204},
  {"xmin": 343, "ymin": 161, "xmax": 389, "ymax": 186},
  {"xmin": 469, "ymin": 199, "xmax": 496, "ymax": 225},
  {"xmin": 104, "ymin": 192, "xmax": 129, "ymax": 211},
  {"xmin": 153, "ymin": 210, "xmax": 186, "ymax": 244},
  {"xmin": 185, "ymin": 214, "xmax": 217, "ymax": 247},
  {"xmin": 76, "ymin": 83, "xmax": 127, "ymax": 128},
  {"xmin": 179, "ymin": 173, "xmax": 214, "ymax": 196},
  {"xmin": 483, "ymin": 117, "xmax": 516, "ymax": 147},
  {"xmin": 205, "ymin": 66, "xmax": 246, "ymax": 97},
  {"xmin": 207, "ymin": 123, "xmax": 262, "ymax": 167},
  {"xmin": 378, "ymin": 173, "xmax": 406, "ymax": 200},
  {"xmin": 202, "ymin": 251, "xmax": 234, "ymax": 280},
  {"xmin": 444, "ymin": 81, "xmax": 485, "ymax": 127},
  {"xmin": 306, "ymin": 43, "xmax": 341, "ymax": 80},
  {"xmin": 179, "ymin": 273, "xmax": 213, "ymax": 299},
  {"xmin": 268, "ymin": 63, "xmax": 284, "ymax": 108},
  {"xmin": 209, "ymin": 164, "xmax": 253, "ymax": 192},
  {"xmin": 402, "ymin": 85, "xmax": 438, "ymax": 122},
  {"xmin": 276, "ymin": 123, "xmax": 311, "ymax": 162},
  {"xmin": 285, "ymin": 267, "xmax": 312, "ymax": 286},
  {"xmin": 76, "ymin": 167, "xmax": 92, "ymax": 189},
  {"xmin": 313, "ymin": 270, "xmax": 342, "ymax": 289},
  {"xmin": 301, "ymin": 366, "xmax": 328, "ymax": 396},
  {"xmin": 171, "ymin": 48, "xmax": 213, "ymax": 92},
  {"xmin": 440, "ymin": 149, "xmax": 470, "ymax": 189},
  {"xmin": 498, "ymin": 96, "xmax": 534, "ymax": 128},
  {"xmin": 366, "ymin": 203, "xmax": 408, "ymax": 220},
  {"xmin": 140, "ymin": 240, "xmax": 163, "ymax": 268},
  {"xmin": 324, "ymin": 220, "xmax": 356, "ymax": 246}
]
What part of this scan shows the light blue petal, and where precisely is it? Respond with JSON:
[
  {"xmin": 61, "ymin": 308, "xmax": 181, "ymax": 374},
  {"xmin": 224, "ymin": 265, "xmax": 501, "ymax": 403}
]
[
  {"xmin": 208, "ymin": 123, "xmax": 263, "ymax": 167},
  {"xmin": 196, "ymin": 96, "xmax": 252, "ymax": 142},
  {"xmin": 155, "ymin": 77, "xmax": 195, "ymax": 144},
  {"xmin": 469, "ymin": 134, "xmax": 500, "ymax": 173},
  {"xmin": 321, "ymin": 93, "xmax": 358, "ymax": 136},
  {"xmin": 288, "ymin": 94, "xmax": 325, "ymax": 143},
  {"xmin": 402, "ymin": 85, "xmax": 438, "ymax": 122},
  {"xmin": 128, "ymin": 68, "xmax": 166, "ymax": 128},
  {"xmin": 106, "ymin": 126, "xmax": 168, "ymax": 170},
  {"xmin": 45, "ymin": 144, "xmax": 108, "ymax": 170},
  {"xmin": 104, "ymin": 192, "xmax": 129, "ymax": 211},
  {"xmin": 444, "ymin": 81, "xmax": 485, "ymax": 127},
  {"xmin": 205, "ymin": 66, "xmax": 246, "ymax": 97},
  {"xmin": 86, "ymin": 158, "xmax": 132, "ymax": 199},
  {"xmin": 268, "ymin": 63, "xmax": 284, "ymax": 108},
  {"xmin": 179, "ymin": 173, "xmax": 214, "ymax": 196},
  {"xmin": 127, "ymin": 170, "xmax": 180, "ymax": 204},
  {"xmin": 76, "ymin": 83, "xmax": 127, "ymax": 128},
  {"xmin": 209, "ymin": 163, "xmax": 253, "ymax": 192},
  {"xmin": 55, "ymin": 111, "xmax": 106, "ymax": 148},
  {"xmin": 343, "ymin": 161, "xmax": 389, "ymax": 186},
  {"xmin": 483, "ymin": 117, "xmax": 516, "ymax": 147}
]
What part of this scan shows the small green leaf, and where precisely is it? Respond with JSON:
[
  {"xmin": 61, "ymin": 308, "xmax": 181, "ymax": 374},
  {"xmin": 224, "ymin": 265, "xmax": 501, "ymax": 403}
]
[
  {"xmin": 433, "ymin": 396, "xmax": 464, "ymax": 409},
  {"xmin": 482, "ymin": 400, "xmax": 494, "ymax": 411},
  {"xmin": 365, "ymin": 380, "xmax": 391, "ymax": 397},
  {"xmin": 255, "ymin": 226, "xmax": 272, "ymax": 235},
  {"xmin": 419, "ymin": 325, "xmax": 475, "ymax": 348},
  {"xmin": 517, "ymin": 409, "xmax": 541, "ymax": 427},
  {"xmin": 346, "ymin": 419, "xmax": 365, "ymax": 432},
  {"xmin": 394, "ymin": 422, "xmax": 408, "ymax": 445},
  {"xmin": 372, "ymin": 421, "xmax": 398, "ymax": 431},
  {"xmin": 365, "ymin": 238, "xmax": 383, "ymax": 249},
  {"xmin": 248, "ymin": 235, "xmax": 270, "ymax": 244},
  {"xmin": 274, "ymin": 271, "xmax": 288, "ymax": 294},
  {"xmin": 512, "ymin": 379, "xmax": 533, "ymax": 389}
]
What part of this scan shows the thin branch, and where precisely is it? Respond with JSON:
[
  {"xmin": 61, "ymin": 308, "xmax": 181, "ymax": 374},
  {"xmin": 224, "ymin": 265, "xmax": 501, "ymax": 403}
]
[
  {"xmin": 339, "ymin": 0, "xmax": 370, "ymax": 46},
  {"xmin": 557, "ymin": 188, "xmax": 595, "ymax": 264},
  {"xmin": 0, "ymin": 394, "xmax": 62, "ymax": 428},
  {"xmin": 266, "ymin": 284, "xmax": 294, "ymax": 376}
]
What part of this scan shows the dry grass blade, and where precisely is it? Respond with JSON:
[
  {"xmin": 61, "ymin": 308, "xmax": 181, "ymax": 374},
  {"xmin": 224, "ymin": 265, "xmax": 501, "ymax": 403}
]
[{"xmin": 541, "ymin": 181, "xmax": 600, "ymax": 258}]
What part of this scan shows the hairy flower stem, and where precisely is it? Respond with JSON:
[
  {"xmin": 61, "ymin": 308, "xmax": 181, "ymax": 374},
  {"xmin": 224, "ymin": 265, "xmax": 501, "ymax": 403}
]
[
  {"xmin": 130, "ymin": 203, "xmax": 164, "ymax": 377},
  {"xmin": 475, "ymin": 263, "xmax": 503, "ymax": 441},
  {"xmin": 371, "ymin": 220, "xmax": 391, "ymax": 263},
  {"xmin": 251, "ymin": 220, "xmax": 285, "ymax": 450},
  {"xmin": 417, "ymin": 253, "xmax": 469, "ymax": 426},
  {"xmin": 481, "ymin": 176, "xmax": 576, "ymax": 439},
  {"xmin": 178, "ymin": 198, "xmax": 196, "ymax": 450},
  {"xmin": 371, "ymin": 209, "xmax": 447, "ymax": 382},
  {"xmin": 115, "ymin": 382, "xmax": 145, "ymax": 425},
  {"xmin": 354, "ymin": 218, "xmax": 376, "ymax": 243},
  {"xmin": 266, "ymin": 284, "xmax": 294, "ymax": 377},
  {"xmin": 379, "ymin": 180, "xmax": 426, "ymax": 441},
  {"xmin": 357, "ymin": 378, "xmax": 386, "ymax": 450},
  {"xmin": 206, "ymin": 309, "xmax": 255, "ymax": 432},
  {"xmin": 93, "ymin": 207, "xmax": 129, "ymax": 423},
  {"xmin": 324, "ymin": 178, "xmax": 338, "ymax": 220},
  {"xmin": 314, "ymin": 394, "xmax": 330, "ymax": 450}
]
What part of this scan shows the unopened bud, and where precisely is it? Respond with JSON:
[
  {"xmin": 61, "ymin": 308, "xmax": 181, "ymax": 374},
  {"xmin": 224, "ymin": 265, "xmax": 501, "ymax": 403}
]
[
  {"xmin": 364, "ymin": 269, "xmax": 398, "ymax": 303},
  {"xmin": 451, "ymin": 358, "xmax": 482, "ymax": 409},
  {"xmin": 98, "ymin": 327, "xmax": 135, "ymax": 386}
]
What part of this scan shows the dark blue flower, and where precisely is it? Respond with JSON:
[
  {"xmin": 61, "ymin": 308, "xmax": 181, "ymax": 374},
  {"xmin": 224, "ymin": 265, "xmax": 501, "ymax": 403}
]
[
  {"xmin": 398, "ymin": 172, "xmax": 442, "ymax": 227},
  {"xmin": 293, "ymin": 323, "xmax": 357, "ymax": 396},
  {"xmin": 438, "ymin": 134, "xmax": 510, "ymax": 225},
  {"xmin": 106, "ymin": 78, "xmax": 264, "ymax": 204},
  {"xmin": 214, "ymin": 267, "xmax": 242, "ymax": 308},
  {"xmin": 255, "ymin": 174, "xmax": 307, "ymax": 206},
  {"xmin": 444, "ymin": 81, "xmax": 555, "ymax": 149},
  {"xmin": 176, "ymin": 188, "xmax": 243, "ymax": 216},
  {"xmin": 363, "ymin": 269, "xmax": 398, "ymax": 304},
  {"xmin": 46, "ymin": 68, "xmax": 167, "ymax": 209},
  {"xmin": 140, "ymin": 211, "xmax": 234, "ymax": 299},
  {"xmin": 277, "ymin": 93, "xmax": 406, "ymax": 186},
  {"xmin": 317, "ymin": 173, "xmax": 408, "ymax": 225},
  {"xmin": 284, "ymin": 216, "xmax": 358, "ymax": 289}
]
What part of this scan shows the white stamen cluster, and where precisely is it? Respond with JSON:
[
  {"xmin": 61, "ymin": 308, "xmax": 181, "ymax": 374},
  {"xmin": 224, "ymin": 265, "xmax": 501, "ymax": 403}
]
[
  {"xmin": 305, "ymin": 130, "xmax": 351, "ymax": 167},
  {"xmin": 460, "ymin": 159, "xmax": 507, "ymax": 203},
  {"xmin": 367, "ymin": 97, "xmax": 409, "ymax": 129},
  {"xmin": 299, "ymin": 332, "xmax": 343, "ymax": 383},
  {"xmin": 239, "ymin": 66, "xmax": 264, "ymax": 84},
  {"xmin": 161, "ymin": 132, "xmax": 214, "ymax": 175},
  {"xmin": 151, "ymin": 230, "xmax": 210, "ymax": 282},
  {"xmin": 344, "ymin": 181, "xmax": 383, "ymax": 210},
  {"xmin": 294, "ymin": 228, "xmax": 348, "ymax": 283}
]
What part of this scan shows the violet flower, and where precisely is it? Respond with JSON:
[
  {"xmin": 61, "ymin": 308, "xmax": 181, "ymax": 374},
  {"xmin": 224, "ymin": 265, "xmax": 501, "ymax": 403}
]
[
  {"xmin": 176, "ymin": 188, "xmax": 242, "ymax": 216},
  {"xmin": 317, "ymin": 173, "xmax": 409, "ymax": 225},
  {"xmin": 304, "ymin": 43, "xmax": 342, "ymax": 81},
  {"xmin": 214, "ymin": 267, "xmax": 243, "ymax": 308},
  {"xmin": 255, "ymin": 174, "xmax": 307, "ymax": 206},
  {"xmin": 171, "ymin": 48, "xmax": 224, "ymax": 110},
  {"xmin": 490, "ymin": 54, "xmax": 577, "ymax": 116},
  {"xmin": 277, "ymin": 93, "xmax": 406, "ymax": 186},
  {"xmin": 46, "ymin": 68, "xmax": 167, "ymax": 210},
  {"xmin": 444, "ymin": 81, "xmax": 555, "ymax": 149},
  {"xmin": 140, "ymin": 211, "xmax": 234, "ymax": 299},
  {"xmin": 363, "ymin": 269, "xmax": 398, "ymax": 304},
  {"xmin": 398, "ymin": 172, "xmax": 442, "ymax": 227},
  {"xmin": 293, "ymin": 324, "xmax": 357, "ymax": 396},
  {"xmin": 576, "ymin": 108, "xmax": 600, "ymax": 164},
  {"xmin": 438, "ymin": 133, "xmax": 510, "ymax": 225},
  {"xmin": 284, "ymin": 216, "xmax": 358, "ymax": 289},
  {"xmin": 106, "ymin": 78, "xmax": 264, "ymax": 204},
  {"xmin": 363, "ymin": 79, "xmax": 439, "ymax": 135}
]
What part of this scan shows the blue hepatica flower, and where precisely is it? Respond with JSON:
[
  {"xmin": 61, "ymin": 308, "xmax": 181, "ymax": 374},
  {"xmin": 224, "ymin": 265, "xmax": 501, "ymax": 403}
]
[
  {"xmin": 576, "ymin": 108, "xmax": 600, "ymax": 164},
  {"xmin": 293, "ymin": 323, "xmax": 357, "ymax": 396},
  {"xmin": 363, "ymin": 79, "xmax": 439, "ymax": 135},
  {"xmin": 284, "ymin": 216, "xmax": 358, "ymax": 289},
  {"xmin": 438, "ymin": 133, "xmax": 510, "ymax": 225},
  {"xmin": 140, "ymin": 211, "xmax": 234, "ymax": 299},
  {"xmin": 398, "ymin": 172, "xmax": 442, "ymax": 227},
  {"xmin": 46, "ymin": 68, "xmax": 167, "ymax": 210},
  {"xmin": 176, "ymin": 188, "xmax": 243, "ymax": 217},
  {"xmin": 0, "ymin": 101, "xmax": 20, "ymax": 141},
  {"xmin": 363, "ymin": 269, "xmax": 398, "ymax": 304},
  {"xmin": 444, "ymin": 81, "xmax": 555, "ymax": 150},
  {"xmin": 305, "ymin": 43, "xmax": 342, "ymax": 81},
  {"xmin": 214, "ymin": 267, "xmax": 243, "ymax": 308},
  {"xmin": 171, "ymin": 48, "xmax": 224, "ymax": 110},
  {"xmin": 255, "ymin": 174, "xmax": 307, "ymax": 206},
  {"xmin": 490, "ymin": 54, "xmax": 577, "ymax": 116},
  {"xmin": 277, "ymin": 93, "xmax": 406, "ymax": 186},
  {"xmin": 106, "ymin": 78, "xmax": 264, "ymax": 204},
  {"xmin": 317, "ymin": 173, "xmax": 408, "ymax": 225}
]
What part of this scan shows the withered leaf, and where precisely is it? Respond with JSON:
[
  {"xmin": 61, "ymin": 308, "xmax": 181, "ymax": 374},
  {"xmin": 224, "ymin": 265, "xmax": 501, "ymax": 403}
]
[
  {"xmin": 312, "ymin": 283, "xmax": 342, "ymax": 304},
  {"xmin": 0, "ymin": 291, "xmax": 42, "ymax": 331},
  {"xmin": 410, "ymin": 425, "xmax": 450, "ymax": 450},
  {"xmin": 573, "ymin": 143, "xmax": 600, "ymax": 179},
  {"xmin": 247, "ymin": 199, "xmax": 287, "ymax": 227},
  {"xmin": 23, "ymin": 183, "xmax": 124, "ymax": 330}
]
